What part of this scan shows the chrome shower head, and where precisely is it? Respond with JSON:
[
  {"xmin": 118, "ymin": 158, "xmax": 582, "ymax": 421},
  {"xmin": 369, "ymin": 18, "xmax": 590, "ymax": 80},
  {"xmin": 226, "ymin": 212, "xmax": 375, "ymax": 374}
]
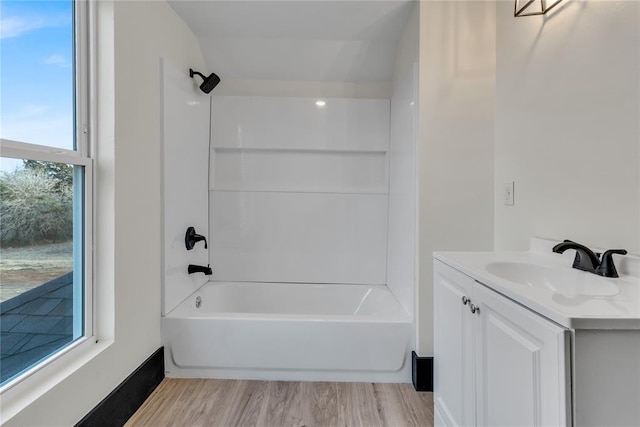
[{"xmin": 189, "ymin": 68, "xmax": 220, "ymax": 94}]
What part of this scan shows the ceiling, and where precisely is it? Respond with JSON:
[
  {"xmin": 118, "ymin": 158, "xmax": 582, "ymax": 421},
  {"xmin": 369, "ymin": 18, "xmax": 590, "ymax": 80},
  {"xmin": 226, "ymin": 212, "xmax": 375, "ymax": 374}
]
[{"xmin": 168, "ymin": 1, "xmax": 415, "ymax": 82}]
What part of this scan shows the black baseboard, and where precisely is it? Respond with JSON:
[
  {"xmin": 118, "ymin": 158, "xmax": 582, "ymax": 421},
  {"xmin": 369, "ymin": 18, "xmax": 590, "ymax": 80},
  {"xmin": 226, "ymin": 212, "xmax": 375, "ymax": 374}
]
[
  {"xmin": 412, "ymin": 351, "xmax": 433, "ymax": 392},
  {"xmin": 76, "ymin": 347, "xmax": 164, "ymax": 427}
]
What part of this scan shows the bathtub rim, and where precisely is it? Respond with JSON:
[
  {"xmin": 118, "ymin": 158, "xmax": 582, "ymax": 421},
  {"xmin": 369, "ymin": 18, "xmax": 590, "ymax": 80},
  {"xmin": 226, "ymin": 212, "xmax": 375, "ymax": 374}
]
[{"xmin": 164, "ymin": 280, "xmax": 413, "ymax": 322}]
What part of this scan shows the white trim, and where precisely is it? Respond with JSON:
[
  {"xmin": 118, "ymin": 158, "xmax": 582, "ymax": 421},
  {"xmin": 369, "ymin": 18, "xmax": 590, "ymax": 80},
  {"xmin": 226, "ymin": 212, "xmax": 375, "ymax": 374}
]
[
  {"xmin": 86, "ymin": 0, "xmax": 99, "ymax": 341},
  {"xmin": 75, "ymin": 0, "xmax": 90, "ymax": 158},
  {"xmin": 0, "ymin": 140, "xmax": 90, "ymax": 166},
  {"xmin": 84, "ymin": 161, "xmax": 94, "ymax": 338},
  {"xmin": 0, "ymin": 1, "xmax": 113, "ymax": 422},
  {"xmin": 0, "ymin": 339, "xmax": 113, "ymax": 424},
  {"xmin": 0, "ymin": 0, "xmax": 96, "ymax": 409},
  {"xmin": 0, "ymin": 335, "xmax": 88, "ymax": 393},
  {"xmin": 87, "ymin": 0, "xmax": 97, "ymax": 161}
]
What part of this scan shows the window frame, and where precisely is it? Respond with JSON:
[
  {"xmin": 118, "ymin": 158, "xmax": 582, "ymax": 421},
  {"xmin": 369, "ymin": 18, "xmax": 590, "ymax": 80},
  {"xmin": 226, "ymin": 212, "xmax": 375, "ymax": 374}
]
[{"xmin": 0, "ymin": 0, "xmax": 94, "ymax": 393}]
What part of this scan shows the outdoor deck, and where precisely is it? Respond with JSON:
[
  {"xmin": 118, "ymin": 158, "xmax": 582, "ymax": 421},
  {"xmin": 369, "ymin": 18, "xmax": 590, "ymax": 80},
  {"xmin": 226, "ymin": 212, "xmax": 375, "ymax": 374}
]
[{"xmin": 0, "ymin": 272, "xmax": 74, "ymax": 384}]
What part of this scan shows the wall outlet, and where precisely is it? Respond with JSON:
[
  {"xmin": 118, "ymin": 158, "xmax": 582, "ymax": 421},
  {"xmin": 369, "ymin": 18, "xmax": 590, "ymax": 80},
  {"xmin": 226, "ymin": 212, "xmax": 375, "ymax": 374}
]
[{"xmin": 504, "ymin": 181, "xmax": 514, "ymax": 206}]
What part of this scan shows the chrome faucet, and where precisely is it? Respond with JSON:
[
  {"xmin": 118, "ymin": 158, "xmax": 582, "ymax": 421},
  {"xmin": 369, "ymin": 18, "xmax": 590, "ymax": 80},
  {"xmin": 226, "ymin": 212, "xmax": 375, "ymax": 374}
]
[{"xmin": 552, "ymin": 240, "xmax": 627, "ymax": 278}]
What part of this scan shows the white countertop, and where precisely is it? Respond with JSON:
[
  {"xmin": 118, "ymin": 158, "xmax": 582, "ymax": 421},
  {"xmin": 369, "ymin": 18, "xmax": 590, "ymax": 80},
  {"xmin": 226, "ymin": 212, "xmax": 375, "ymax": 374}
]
[{"xmin": 434, "ymin": 239, "xmax": 640, "ymax": 330}]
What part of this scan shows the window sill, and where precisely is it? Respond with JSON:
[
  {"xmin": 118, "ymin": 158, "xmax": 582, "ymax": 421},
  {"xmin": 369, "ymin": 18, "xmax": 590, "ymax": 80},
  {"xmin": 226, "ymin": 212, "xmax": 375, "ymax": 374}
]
[{"xmin": 0, "ymin": 338, "xmax": 113, "ymax": 424}]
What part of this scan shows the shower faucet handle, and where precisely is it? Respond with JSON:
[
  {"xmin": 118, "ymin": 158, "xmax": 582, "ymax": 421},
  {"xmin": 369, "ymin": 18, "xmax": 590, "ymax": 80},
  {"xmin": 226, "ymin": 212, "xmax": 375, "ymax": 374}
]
[{"xmin": 185, "ymin": 226, "xmax": 208, "ymax": 250}]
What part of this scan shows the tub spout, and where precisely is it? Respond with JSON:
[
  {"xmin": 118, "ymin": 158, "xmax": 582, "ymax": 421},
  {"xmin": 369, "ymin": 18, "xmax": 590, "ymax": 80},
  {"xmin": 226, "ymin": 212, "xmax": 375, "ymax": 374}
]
[{"xmin": 188, "ymin": 264, "xmax": 212, "ymax": 275}]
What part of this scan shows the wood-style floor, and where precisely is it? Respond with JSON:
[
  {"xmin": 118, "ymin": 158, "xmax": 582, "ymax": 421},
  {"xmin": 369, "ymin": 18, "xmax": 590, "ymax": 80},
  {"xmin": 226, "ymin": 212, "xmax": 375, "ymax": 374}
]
[{"xmin": 126, "ymin": 379, "xmax": 434, "ymax": 427}]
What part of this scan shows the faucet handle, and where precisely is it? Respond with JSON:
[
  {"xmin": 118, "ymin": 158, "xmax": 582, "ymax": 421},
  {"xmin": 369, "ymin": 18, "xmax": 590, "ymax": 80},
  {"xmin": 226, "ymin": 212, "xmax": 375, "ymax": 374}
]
[
  {"xmin": 185, "ymin": 226, "xmax": 208, "ymax": 250},
  {"xmin": 597, "ymin": 249, "xmax": 628, "ymax": 278}
]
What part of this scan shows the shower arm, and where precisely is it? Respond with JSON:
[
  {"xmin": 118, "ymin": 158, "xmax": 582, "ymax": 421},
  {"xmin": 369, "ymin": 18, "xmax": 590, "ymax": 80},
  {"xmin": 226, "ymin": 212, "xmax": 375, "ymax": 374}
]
[{"xmin": 189, "ymin": 69, "xmax": 206, "ymax": 81}]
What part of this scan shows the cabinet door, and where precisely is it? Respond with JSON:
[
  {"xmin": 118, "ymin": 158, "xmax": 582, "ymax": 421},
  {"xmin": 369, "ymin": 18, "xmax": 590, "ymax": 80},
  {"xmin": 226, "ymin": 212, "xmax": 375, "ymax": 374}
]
[
  {"xmin": 434, "ymin": 261, "xmax": 476, "ymax": 427},
  {"xmin": 474, "ymin": 282, "xmax": 570, "ymax": 427}
]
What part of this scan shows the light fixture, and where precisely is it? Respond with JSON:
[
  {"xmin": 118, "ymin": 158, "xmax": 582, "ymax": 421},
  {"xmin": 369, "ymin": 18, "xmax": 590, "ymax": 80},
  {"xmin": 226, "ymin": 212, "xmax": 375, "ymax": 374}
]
[
  {"xmin": 514, "ymin": 0, "xmax": 563, "ymax": 17},
  {"xmin": 315, "ymin": 100, "xmax": 326, "ymax": 107}
]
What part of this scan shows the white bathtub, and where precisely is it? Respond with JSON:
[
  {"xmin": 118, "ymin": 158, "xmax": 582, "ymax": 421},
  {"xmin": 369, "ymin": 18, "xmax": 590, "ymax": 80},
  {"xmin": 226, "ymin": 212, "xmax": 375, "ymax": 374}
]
[{"xmin": 162, "ymin": 282, "xmax": 414, "ymax": 383}]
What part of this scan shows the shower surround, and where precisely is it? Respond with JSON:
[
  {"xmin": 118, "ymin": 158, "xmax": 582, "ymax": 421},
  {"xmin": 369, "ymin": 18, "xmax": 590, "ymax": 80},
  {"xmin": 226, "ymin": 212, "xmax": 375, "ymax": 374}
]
[{"xmin": 161, "ymin": 61, "xmax": 417, "ymax": 382}]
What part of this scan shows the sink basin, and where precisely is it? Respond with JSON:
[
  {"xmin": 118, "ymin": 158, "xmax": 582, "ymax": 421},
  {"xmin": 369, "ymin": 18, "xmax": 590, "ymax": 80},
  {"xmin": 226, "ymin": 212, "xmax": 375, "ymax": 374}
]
[{"xmin": 485, "ymin": 262, "xmax": 620, "ymax": 297}]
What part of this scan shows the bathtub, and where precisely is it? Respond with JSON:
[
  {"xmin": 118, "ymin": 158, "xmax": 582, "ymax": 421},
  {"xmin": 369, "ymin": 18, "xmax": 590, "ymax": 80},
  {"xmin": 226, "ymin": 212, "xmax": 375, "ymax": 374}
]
[{"xmin": 162, "ymin": 282, "xmax": 414, "ymax": 383}]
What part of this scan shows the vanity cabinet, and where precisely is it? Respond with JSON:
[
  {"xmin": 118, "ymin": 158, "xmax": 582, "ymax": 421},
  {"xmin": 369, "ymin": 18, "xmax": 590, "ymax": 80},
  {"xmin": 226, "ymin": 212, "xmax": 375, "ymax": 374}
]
[
  {"xmin": 433, "ymin": 260, "xmax": 475, "ymax": 426},
  {"xmin": 434, "ymin": 260, "xmax": 570, "ymax": 427}
]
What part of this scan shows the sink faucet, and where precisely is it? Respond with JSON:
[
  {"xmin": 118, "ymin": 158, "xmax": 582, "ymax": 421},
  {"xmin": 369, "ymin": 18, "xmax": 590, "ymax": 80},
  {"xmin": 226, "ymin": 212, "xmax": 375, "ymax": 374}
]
[
  {"xmin": 552, "ymin": 240, "xmax": 600, "ymax": 273},
  {"xmin": 552, "ymin": 240, "xmax": 627, "ymax": 278},
  {"xmin": 597, "ymin": 249, "xmax": 628, "ymax": 278}
]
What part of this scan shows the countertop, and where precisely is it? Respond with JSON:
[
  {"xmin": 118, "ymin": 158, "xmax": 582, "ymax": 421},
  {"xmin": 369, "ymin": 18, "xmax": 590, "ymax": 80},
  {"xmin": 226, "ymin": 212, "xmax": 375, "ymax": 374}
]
[{"xmin": 434, "ymin": 238, "xmax": 640, "ymax": 330}]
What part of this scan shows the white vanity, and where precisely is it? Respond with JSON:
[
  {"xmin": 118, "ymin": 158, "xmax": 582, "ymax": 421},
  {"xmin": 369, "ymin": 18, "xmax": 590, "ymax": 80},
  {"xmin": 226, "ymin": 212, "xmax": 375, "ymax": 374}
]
[{"xmin": 433, "ymin": 238, "xmax": 640, "ymax": 427}]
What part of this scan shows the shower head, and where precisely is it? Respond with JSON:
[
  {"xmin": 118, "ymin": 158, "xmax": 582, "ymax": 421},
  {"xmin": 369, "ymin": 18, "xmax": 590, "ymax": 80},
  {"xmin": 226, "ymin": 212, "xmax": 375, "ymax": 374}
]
[{"xmin": 189, "ymin": 68, "xmax": 221, "ymax": 94}]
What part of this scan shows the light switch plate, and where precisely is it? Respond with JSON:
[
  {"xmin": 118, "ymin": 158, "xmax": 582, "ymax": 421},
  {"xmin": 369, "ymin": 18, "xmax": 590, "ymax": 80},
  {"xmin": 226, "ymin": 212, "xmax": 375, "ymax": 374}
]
[{"xmin": 504, "ymin": 181, "xmax": 514, "ymax": 206}]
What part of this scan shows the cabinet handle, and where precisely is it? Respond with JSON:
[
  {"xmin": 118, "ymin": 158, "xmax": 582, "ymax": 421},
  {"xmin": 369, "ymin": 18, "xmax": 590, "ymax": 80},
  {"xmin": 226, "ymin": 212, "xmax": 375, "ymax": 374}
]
[
  {"xmin": 470, "ymin": 303, "xmax": 480, "ymax": 315},
  {"xmin": 462, "ymin": 296, "xmax": 470, "ymax": 305}
]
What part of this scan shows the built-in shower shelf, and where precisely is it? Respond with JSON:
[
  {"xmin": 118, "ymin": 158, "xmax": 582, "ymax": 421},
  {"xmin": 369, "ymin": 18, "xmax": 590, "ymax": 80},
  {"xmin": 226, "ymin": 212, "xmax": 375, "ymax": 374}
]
[
  {"xmin": 212, "ymin": 147, "xmax": 388, "ymax": 155},
  {"xmin": 211, "ymin": 146, "xmax": 389, "ymax": 194},
  {"xmin": 210, "ymin": 188, "xmax": 388, "ymax": 195}
]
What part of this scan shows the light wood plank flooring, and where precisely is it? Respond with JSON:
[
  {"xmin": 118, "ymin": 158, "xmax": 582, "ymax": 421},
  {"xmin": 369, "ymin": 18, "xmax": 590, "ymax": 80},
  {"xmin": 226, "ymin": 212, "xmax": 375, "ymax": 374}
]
[{"xmin": 126, "ymin": 379, "xmax": 434, "ymax": 427}]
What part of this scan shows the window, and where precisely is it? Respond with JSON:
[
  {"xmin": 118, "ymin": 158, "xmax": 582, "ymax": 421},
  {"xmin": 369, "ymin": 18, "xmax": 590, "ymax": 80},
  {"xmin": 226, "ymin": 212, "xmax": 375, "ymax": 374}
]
[{"xmin": 0, "ymin": 0, "xmax": 92, "ymax": 388}]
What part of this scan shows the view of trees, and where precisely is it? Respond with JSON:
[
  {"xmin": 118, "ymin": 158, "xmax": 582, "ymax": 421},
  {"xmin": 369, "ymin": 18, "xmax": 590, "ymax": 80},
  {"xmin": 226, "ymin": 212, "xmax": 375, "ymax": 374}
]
[{"xmin": 0, "ymin": 161, "xmax": 73, "ymax": 246}]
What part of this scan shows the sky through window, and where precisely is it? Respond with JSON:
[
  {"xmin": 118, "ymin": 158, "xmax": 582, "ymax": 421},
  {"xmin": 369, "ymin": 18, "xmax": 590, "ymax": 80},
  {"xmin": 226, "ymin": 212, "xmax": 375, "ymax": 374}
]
[{"xmin": 1, "ymin": 0, "xmax": 74, "ymax": 172}]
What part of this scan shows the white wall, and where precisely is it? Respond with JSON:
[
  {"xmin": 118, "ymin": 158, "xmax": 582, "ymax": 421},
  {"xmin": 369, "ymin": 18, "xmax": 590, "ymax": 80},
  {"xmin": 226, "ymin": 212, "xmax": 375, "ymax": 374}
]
[
  {"xmin": 168, "ymin": 0, "xmax": 414, "ymax": 86},
  {"xmin": 495, "ymin": 0, "xmax": 640, "ymax": 253},
  {"xmin": 5, "ymin": 2, "xmax": 206, "ymax": 425},
  {"xmin": 387, "ymin": 70, "xmax": 417, "ymax": 317},
  {"xmin": 387, "ymin": 2, "xmax": 419, "ymax": 318},
  {"xmin": 209, "ymin": 96, "xmax": 390, "ymax": 285},
  {"xmin": 392, "ymin": 2, "xmax": 419, "ymax": 88},
  {"xmin": 161, "ymin": 59, "xmax": 210, "ymax": 316},
  {"xmin": 416, "ymin": 1, "xmax": 496, "ymax": 355}
]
